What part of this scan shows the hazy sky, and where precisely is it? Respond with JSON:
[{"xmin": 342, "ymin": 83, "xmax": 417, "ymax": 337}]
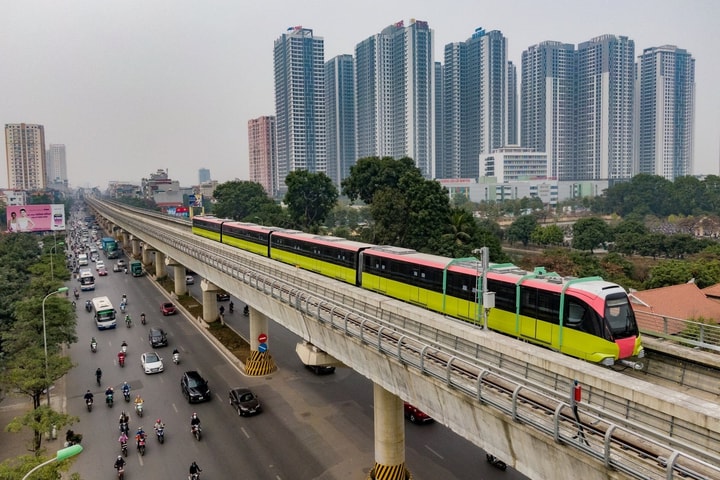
[{"xmin": 2, "ymin": 0, "xmax": 718, "ymax": 189}]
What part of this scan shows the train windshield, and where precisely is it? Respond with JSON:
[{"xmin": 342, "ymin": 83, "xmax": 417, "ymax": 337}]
[{"xmin": 604, "ymin": 295, "xmax": 638, "ymax": 338}]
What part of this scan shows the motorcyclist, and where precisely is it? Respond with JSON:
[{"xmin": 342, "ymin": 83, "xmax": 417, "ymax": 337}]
[
  {"xmin": 189, "ymin": 461, "xmax": 202, "ymax": 477},
  {"xmin": 105, "ymin": 386, "xmax": 114, "ymax": 403},
  {"xmin": 140, "ymin": 312, "xmax": 146, "ymax": 324},
  {"xmin": 117, "ymin": 350, "xmax": 126, "ymax": 366},
  {"xmin": 86, "ymin": 299, "xmax": 92, "ymax": 311},
  {"xmin": 229, "ymin": 301, "xmax": 234, "ymax": 313},
  {"xmin": 125, "ymin": 314, "xmax": 132, "ymax": 326},
  {"xmin": 190, "ymin": 412, "xmax": 200, "ymax": 432},
  {"xmin": 121, "ymin": 340, "xmax": 128, "ymax": 353},
  {"xmin": 121, "ymin": 382, "xmax": 131, "ymax": 398},
  {"xmin": 119, "ymin": 411, "xmax": 129, "ymax": 429},
  {"xmin": 243, "ymin": 305, "xmax": 249, "ymax": 316},
  {"xmin": 114, "ymin": 455, "xmax": 126, "ymax": 471},
  {"xmin": 95, "ymin": 367, "xmax": 102, "ymax": 384},
  {"xmin": 71, "ymin": 300, "xmax": 76, "ymax": 309},
  {"xmin": 219, "ymin": 305, "xmax": 225, "ymax": 316},
  {"xmin": 118, "ymin": 431, "xmax": 129, "ymax": 451},
  {"xmin": 135, "ymin": 427, "xmax": 146, "ymax": 447},
  {"xmin": 83, "ymin": 390, "xmax": 94, "ymax": 404},
  {"xmin": 134, "ymin": 394, "xmax": 144, "ymax": 413},
  {"xmin": 90, "ymin": 336, "xmax": 97, "ymax": 347},
  {"xmin": 154, "ymin": 418, "xmax": 165, "ymax": 436}
]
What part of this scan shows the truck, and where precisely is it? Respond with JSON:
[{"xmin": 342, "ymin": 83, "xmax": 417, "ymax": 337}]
[
  {"xmin": 101, "ymin": 237, "xmax": 119, "ymax": 259},
  {"xmin": 130, "ymin": 260, "xmax": 143, "ymax": 277}
]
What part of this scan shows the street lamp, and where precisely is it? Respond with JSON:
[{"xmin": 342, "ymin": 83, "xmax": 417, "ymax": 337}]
[
  {"xmin": 22, "ymin": 444, "xmax": 82, "ymax": 480},
  {"xmin": 42, "ymin": 287, "xmax": 69, "ymax": 407},
  {"xmin": 49, "ymin": 241, "xmax": 65, "ymax": 282}
]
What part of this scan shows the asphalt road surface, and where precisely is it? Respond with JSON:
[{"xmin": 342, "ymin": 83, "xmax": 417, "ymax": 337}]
[{"xmin": 64, "ymin": 261, "xmax": 528, "ymax": 480}]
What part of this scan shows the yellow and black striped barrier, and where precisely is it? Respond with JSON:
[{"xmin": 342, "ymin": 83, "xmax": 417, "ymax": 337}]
[
  {"xmin": 245, "ymin": 350, "xmax": 276, "ymax": 376},
  {"xmin": 367, "ymin": 462, "xmax": 411, "ymax": 480}
]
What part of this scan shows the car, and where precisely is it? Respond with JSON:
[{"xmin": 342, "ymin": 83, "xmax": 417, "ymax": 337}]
[
  {"xmin": 216, "ymin": 292, "xmax": 230, "ymax": 301},
  {"xmin": 304, "ymin": 364, "xmax": 336, "ymax": 375},
  {"xmin": 404, "ymin": 402, "xmax": 433, "ymax": 424},
  {"xmin": 228, "ymin": 387, "xmax": 261, "ymax": 416},
  {"xmin": 97, "ymin": 267, "xmax": 108, "ymax": 276},
  {"xmin": 160, "ymin": 302, "xmax": 177, "ymax": 316},
  {"xmin": 181, "ymin": 371, "xmax": 211, "ymax": 403},
  {"xmin": 140, "ymin": 352, "xmax": 164, "ymax": 374},
  {"xmin": 185, "ymin": 275, "xmax": 194, "ymax": 285},
  {"xmin": 95, "ymin": 261, "xmax": 105, "ymax": 271},
  {"xmin": 148, "ymin": 327, "xmax": 168, "ymax": 348},
  {"xmin": 117, "ymin": 259, "xmax": 126, "ymax": 268},
  {"xmin": 113, "ymin": 263, "xmax": 121, "ymax": 272}
]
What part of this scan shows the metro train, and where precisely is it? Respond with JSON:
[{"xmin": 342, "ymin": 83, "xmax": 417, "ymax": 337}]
[{"xmin": 192, "ymin": 216, "xmax": 645, "ymax": 368}]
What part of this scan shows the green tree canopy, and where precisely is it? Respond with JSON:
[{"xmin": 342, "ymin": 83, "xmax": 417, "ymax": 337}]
[
  {"xmin": 572, "ymin": 217, "xmax": 610, "ymax": 253},
  {"xmin": 341, "ymin": 156, "xmax": 421, "ymax": 204},
  {"xmin": 531, "ymin": 224, "xmax": 564, "ymax": 246},
  {"xmin": 212, "ymin": 181, "xmax": 280, "ymax": 222},
  {"xmin": 507, "ymin": 215, "xmax": 538, "ymax": 247},
  {"xmin": 284, "ymin": 170, "xmax": 338, "ymax": 230}
]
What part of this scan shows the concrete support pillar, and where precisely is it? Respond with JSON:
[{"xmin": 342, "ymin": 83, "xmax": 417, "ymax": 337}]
[
  {"xmin": 141, "ymin": 245, "xmax": 153, "ymax": 265},
  {"xmin": 200, "ymin": 279, "xmax": 220, "ymax": 323},
  {"xmin": 245, "ymin": 308, "xmax": 276, "ymax": 376},
  {"xmin": 131, "ymin": 238, "xmax": 141, "ymax": 258},
  {"xmin": 154, "ymin": 251, "xmax": 166, "ymax": 279},
  {"xmin": 369, "ymin": 384, "xmax": 409, "ymax": 480},
  {"xmin": 173, "ymin": 265, "xmax": 187, "ymax": 296},
  {"xmin": 121, "ymin": 231, "xmax": 130, "ymax": 249}
]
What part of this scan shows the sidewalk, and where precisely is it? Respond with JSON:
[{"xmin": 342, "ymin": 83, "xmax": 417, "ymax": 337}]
[{"xmin": 0, "ymin": 376, "xmax": 66, "ymax": 463}]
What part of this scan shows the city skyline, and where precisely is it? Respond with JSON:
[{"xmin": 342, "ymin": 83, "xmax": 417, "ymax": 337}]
[{"xmin": 0, "ymin": 0, "xmax": 717, "ymax": 189}]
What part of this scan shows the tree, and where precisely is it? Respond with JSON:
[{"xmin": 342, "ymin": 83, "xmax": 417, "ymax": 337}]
[
  {"xmin": 341, "ymin": 156, "xmax": 421, "ymax": 204},
  {"xmin": 212, "ymin": 181, "xmax": 280, "ymax": 221},
  {"xmin": 284, "ymin": 170, "xmax": 338, "ymax": 230},
  {"xmin": 531, "ymin": 224, "xmax": 564, "ymax": 246},
  {"xmin": 507, "ymin": 215, "xmax": 538, "ymax": 247},
  {"xmin": 441, "ymin": 208, "xmax": 474, "ymax": 248},
  {"xmin": 572, "ymin": 217, "xmax": 610, "ymax": 253},
  {"xmin": 6, "ymin": 405, "xmax": 78, "ymax": 454},
  {"xmin": 0, "ymin": 453, "xmax": 81, "ymax": 480}
]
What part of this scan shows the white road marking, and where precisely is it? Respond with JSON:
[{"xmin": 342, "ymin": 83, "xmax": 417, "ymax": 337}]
[
  {"xmin": 241, "ymin": 426, "xmax": 250, "ymax": 439},
  {"xmin": 425, "ymin": 445, "xmax": 444, "ymax": 459},
  {"xmin": 172, "ymin": 403, "xmax": 178, "ymax": 413}
]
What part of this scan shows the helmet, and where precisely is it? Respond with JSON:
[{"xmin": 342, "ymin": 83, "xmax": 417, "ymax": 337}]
[
  {"xmin": 118, "ymin": 455, "xmax": 122, "ymax": 460},
  {"xmin": 156, "ymin": 419, "xmax": 161, "ymax": 423},
  {"xmin": 192, "ymin": 412, "xmax": 197, "ymax": 418}
]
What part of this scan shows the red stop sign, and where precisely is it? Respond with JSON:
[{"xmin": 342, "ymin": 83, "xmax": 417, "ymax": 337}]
[{"xmin": 258, "ymin": 333, "xmax": 268, "ymax": 343}]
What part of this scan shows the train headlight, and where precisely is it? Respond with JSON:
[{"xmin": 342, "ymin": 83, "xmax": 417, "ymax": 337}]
[
  {"xmin": 601, "ymin": 357, "xmax": 614, "ymax": 367},
  {"xmin": 637, "ymin": 348, "xmax": 645, "ymax": 358}
]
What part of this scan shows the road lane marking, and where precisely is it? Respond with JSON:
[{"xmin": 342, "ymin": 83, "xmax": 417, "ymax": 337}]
[
  {"xmin": 425, "ymin": 445, "xmax": 444, "ymax": 459},
  {"xmin": 241, "ymin": 426, "xmax": 250, "ymax": 439},
  {"xmin": 172, "ymin": 403, "xmax": 178, "ymax": 413},
  {"xmin": 137, "ymin": 453, "xmax": 144, "ymax": 466}
]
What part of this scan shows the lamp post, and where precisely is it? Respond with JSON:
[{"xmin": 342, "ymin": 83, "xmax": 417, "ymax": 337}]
[
  {"xmin": 22, "ymin": 444, "xmax": 82, "ymax": 480},
  {"xmin": 49, "ymin": 241, "xmax": 65, "ymax": 282},
  {"xmin": 42, "ymin": 287, "xmax": 69, "ymax": 406}
]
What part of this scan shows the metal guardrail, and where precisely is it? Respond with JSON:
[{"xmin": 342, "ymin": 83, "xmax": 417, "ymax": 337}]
[
  {"xmin": 637, "ymin": 311, "xmax": 720, "ymax": 353},
  {"xmin": 89, "ymin": 199, "xmax": 720, "ymax": 479}
]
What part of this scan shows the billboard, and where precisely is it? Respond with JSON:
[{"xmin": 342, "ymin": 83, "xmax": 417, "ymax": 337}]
[{"xmin": 6, "ymin": 204, "xmax": 66, "ymax": 233}]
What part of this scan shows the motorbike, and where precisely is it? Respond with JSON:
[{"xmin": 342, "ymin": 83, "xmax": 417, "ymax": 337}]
[
  {"xmin": 120, "ymin": 441, "xmax": 128, "ymax": 457},
  {"xmin": 243, "ymin": 305, "xmax": 249, "ymax": 317},
  {"xmin": 73, "ymin": 290, "xmax": 79, "ymax": 300},
  {"xmin": 125, "ymin": 316, "xmax": 132, "ymax": 328},
  {"xmin": 172, "ymin": 352, "xmax": 180, "ymax": 365},
  {"xmin": 90, "ymin": 341, "xmax": 97, "ymax": 353},
  {"xmin": 65, "ymin": 431, "xmax": 82, "ymax": 447},
  {"xmin": 106, "ymin": 393, "xmax": 114, "ymax": 407},
  {"xmin": 137, "ymin": 436, "xmax": 146, "ymax": 456},
  {"xmin": 118, "ymin": 353, "xmax": 126, "ymax": 368},
  {"xmin": 229, "ymin": 302, "xmax": 234, "ymax": 313},
  {"xmin": 86, "ymin": 397, "xmax": 93, "ymax": 412},
  {"xmin": 119, "ymin": 421, "xmax": 129, "ymax": 434},
  {"xmin": 189, "ymin": 473, "xmax": 200, "ymax": 480},
  {"xmin": 123, "ymin": 390, "xmax": 130, "ymax": 402},
  {"xmin": 85, "ymin": 301, "xmax": 92, "ymax": 312},
  {"xmin": 140, "ymin": 314, "xmax": 146, "ymax": 325},
  {"xmin": 116, "ymin": 465, "xmax": 125, "ymax": 480},
  {"xmin": 135, "ymin": 402, "xmax": 144, "ymax": 417},
  {"xmin": 96, "ymin": 373, "xmax": 102, "ymax": 386},
  {"xmin": 155, "ymin": 426, "xmax": 165, "ymax": 444},
  {"xmin": 120, "ymin": 303, "xmax": 126, "ymax": 313},
  {"xmin": 486, "ymin": 454, "xmax": 507, "ymax": 471},
  {"xmin": 121, "ymin": 344, "xmax": 127, "ymax": 354},
  {"xmin": 191, "ymin": 424, "xmax": 202, "ymax": 441}
]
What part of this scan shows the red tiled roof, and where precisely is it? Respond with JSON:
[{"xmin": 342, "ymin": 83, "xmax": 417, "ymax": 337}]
[
  {"xmin": 630, "ymin": 283, "xmax": 720, "ymax": 333},
  {"xmin": 701, "ymin": 283, "xmax": 720, "ymax": 300}
]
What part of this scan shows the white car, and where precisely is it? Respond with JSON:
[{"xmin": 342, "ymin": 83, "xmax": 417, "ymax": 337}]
[
  {"xmin": 140, "ymin": 352, "xmax": 164, "ymax": 375},
  {"xmin": 95, "ymin": 260, "xmax": 105, "ymax": 271}
]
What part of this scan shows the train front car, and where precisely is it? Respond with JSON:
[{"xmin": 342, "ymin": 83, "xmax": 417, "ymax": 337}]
[{"xmin": 561, "ymin": 280, "xmax": 645, "ymax": 369}]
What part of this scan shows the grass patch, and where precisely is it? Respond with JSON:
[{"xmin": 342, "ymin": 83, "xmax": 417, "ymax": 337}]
[{"xmin": 208, "ymin": 322, "xmax": 252, "ymax": 362}]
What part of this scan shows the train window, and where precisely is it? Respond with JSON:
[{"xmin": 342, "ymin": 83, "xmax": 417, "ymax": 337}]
[
  {"xmin": 487, "ymin": 279, "xmax": 516, "ymax": 312},
  {"xmin": 604, "ymin": 295, "xmax": 638, "ymax": 337},
  {"xmin": 564, "ymin": 299, "xmax": 602, "ymax": 337},
  {"xmin": 536, "ymin": 290, "xmax": 560, "ymax": 324}
]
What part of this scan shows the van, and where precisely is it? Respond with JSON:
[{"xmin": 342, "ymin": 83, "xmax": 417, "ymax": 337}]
[{"xmin": 78, "ymin": 254, "xmax": 89, "ymax": 266}]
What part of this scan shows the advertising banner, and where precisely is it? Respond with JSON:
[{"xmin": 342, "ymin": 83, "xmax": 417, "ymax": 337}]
[{"xmin": 6, "ymin": 204, "xmax": 66, "ymax": 233}]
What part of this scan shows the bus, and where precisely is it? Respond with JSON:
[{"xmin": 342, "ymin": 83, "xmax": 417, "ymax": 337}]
[
  {"xmin": 79, "ymin": 269, "xmax": 95, "ymax": 291},
  {"xmin": 78, "ymin": 253, "xmax": 89, "ymax": 266},
  {"xmin": 91, "ymin": 296, "xmax": 117, "ymax": 330}
]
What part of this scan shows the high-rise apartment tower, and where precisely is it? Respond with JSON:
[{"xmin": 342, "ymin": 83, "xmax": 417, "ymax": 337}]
[{"xmin": 5, "ymin": 123, "xmax": 47, "ymax": 190}]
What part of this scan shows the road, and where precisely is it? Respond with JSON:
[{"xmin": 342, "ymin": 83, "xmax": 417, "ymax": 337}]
[{"xmin": 63, "ymin": 257, "xmax": 527, "ymax": 479}]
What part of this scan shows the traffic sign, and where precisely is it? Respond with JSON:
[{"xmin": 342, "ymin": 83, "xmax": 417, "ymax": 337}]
[
  {"xmin": 258, "ymin": 333, "xmax": 267, "ymax": 343},
  {"xmin": 258, "ymin": 343, "xmax": 267, "ymax": 353}
]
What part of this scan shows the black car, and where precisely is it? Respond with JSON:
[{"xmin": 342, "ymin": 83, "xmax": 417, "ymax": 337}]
[
  {"xmin": 228, "ymin": 387, "xmax": 262, "ymax": 416},
  {"xmin": 216, "ymin": 292, "xmax": 230, "ymax": 301},
  {"xmin": 181, "ymin": 371, "xmax": 211, "ymax": 403},
  {"xmin": 148, "ymin": 328, "xmax": 168, "ymax": 348},
  {"xmin": 305, "ymin": 364, "xmax": 336, "ymax": 375}
]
